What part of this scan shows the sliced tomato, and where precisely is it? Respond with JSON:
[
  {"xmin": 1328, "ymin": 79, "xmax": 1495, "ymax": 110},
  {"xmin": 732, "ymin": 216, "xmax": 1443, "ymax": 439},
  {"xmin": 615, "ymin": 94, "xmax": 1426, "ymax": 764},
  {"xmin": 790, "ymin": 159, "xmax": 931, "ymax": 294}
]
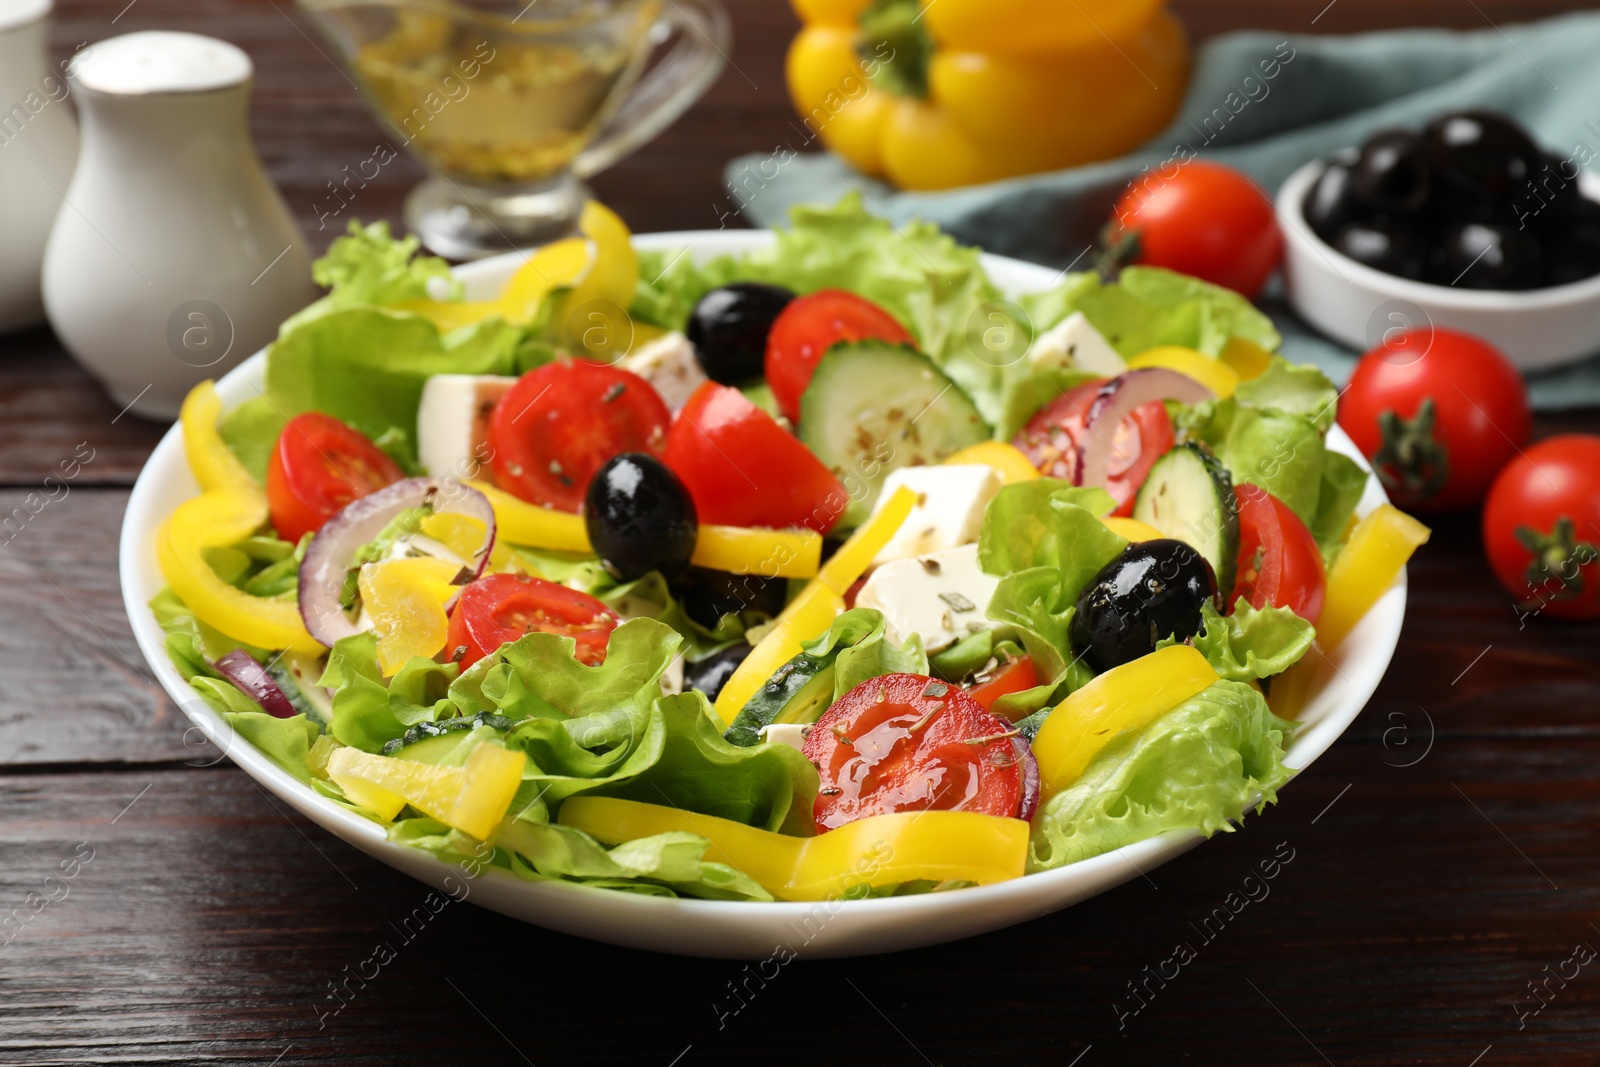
[
  {"xmin": 765, "ymin": 289, "xmax": 916, "ymax": 424},
  {"xmin": 663, "ymin": 382, "xmax": 848, "ymax": 534},
  {"xmin": 1232, "ymin": 484, "xmax": 1326, "ymax": 624},
  {"xmin": 486, "ymin": 359, "xmax": 671, "ymax": 512},
  {"xmin": 445, "ymin": 573, "xmax": 619, "ymax": 669},
  {"xmin": 802, "ymin": 673, "xmax": 1023, "ymax": 833},
  {"xmin": 966, "ymin": 655, "xmax": 1038, "ymax": 717},
  {"xmin": 266, "ymin": 413, "xmax": 404, "ymax": 544},
  {"xmin": 1012, "ymin": 380, "xmax": 1174, "ymax": 515}
]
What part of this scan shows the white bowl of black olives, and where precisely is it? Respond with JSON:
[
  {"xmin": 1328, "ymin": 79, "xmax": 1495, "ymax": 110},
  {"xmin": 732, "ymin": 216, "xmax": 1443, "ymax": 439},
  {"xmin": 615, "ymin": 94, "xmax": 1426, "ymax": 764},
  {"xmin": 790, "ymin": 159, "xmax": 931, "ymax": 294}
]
[{"xmin": 1278, "ymin": 110, "xmax": 1600, "ymax": 371}]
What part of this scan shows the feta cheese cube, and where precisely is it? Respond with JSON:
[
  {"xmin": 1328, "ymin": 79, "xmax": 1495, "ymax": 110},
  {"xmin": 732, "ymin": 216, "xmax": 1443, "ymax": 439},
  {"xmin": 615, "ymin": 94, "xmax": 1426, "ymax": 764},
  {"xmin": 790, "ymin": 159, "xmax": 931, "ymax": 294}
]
[
  {"xmin": 868, "ymin": 464, "xmax": 1003, "ymax": 564},
  {"xmin": 415, "ymin": 374, "xmax": 516, "ymax": 481},
  {"xmin": 758, "ymin": 723, "xmax": 810, "ymax": 752},
  {"xmin": 619, "ymin": 331, "xmax": 708, "ymax": 411},
  {"xmin": 853, "ymin": 543, "xmax": 1000, "ymax": 653},
  {"xmin": 1027, "ymin": 311, "xmax": 1128, "ymax": 377}
]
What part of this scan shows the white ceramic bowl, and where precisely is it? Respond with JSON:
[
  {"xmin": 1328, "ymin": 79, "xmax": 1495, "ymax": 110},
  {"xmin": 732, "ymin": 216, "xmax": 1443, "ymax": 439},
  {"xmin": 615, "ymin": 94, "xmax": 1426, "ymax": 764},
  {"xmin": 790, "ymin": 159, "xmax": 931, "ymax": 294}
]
[
  {"xmin": 120, "ymin": 230, "xmax": 1406, "ymax": 959},
  {"xmin": 1277, "ymin": 158, "xmax": 1600, "ymax": 372}
]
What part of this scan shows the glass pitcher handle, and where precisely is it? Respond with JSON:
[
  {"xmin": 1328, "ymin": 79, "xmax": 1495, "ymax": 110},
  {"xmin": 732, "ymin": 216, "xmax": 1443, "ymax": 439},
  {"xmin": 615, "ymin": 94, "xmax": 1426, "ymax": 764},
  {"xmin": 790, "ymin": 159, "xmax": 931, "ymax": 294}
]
[{"xmin": 572, "ymin": 0, "xmax": 730, "ymax": 179}]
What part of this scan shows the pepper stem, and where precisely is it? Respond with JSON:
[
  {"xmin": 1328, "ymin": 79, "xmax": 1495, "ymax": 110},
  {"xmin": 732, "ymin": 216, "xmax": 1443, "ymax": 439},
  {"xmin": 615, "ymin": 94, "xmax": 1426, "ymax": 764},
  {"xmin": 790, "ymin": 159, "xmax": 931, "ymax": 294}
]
[{"xmin": 857, "ymin": 0, "xmax": 932, "ymax": 100}]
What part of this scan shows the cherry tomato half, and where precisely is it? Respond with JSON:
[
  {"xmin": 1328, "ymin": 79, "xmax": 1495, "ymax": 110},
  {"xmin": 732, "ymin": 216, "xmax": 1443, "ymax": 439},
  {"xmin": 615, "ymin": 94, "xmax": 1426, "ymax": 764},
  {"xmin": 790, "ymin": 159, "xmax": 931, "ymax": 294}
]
[
  {"xmin": 803, "ymin": 673, "xmax": 1023, "ymax": 833},
  {"xmin": 966, "ymin": 655, "xmax": 1038, "ymax": 718},
  {"xmin": 764, "ymin": 289, "xmax": 916, "ymax": 424},
  {"xmin": 266, "ymin": 413, "xmax": 404, "ymax": 544},
  {"xmin": 1339, "ymin": 327, "xmax": 1529, "ymax": 511},
  {"xmin": 486, "ymin": 359, "xmax": 672, "ymax": 512},
  {"xmin": 1109, "ymin": 161, "xmax": 1283, "ymax": 299},
  {"xmin": 1483, "ymin": 434, "xmax": 1600, "ymax": 621},
  {"xmin": 663, "ymin": 382, "xmax": 848, "ymax": 534},
  {"xmin": 1232, "ymin": 484, "xmax": 1326, "ymax": 624},
  {"xmin": 1012, "ymin": 379, "xmax": 1174, "ymax": 514},
  {"xmin": 445, "ymin": 573, "xmax": 619, "ymax": 669}
]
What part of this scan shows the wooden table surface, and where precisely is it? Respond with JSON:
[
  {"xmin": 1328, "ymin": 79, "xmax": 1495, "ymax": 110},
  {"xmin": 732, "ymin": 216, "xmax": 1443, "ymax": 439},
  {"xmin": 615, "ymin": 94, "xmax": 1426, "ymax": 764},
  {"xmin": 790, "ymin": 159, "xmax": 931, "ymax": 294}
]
[{"xmin": 5, "ymin": 1, "xmax": 1600, "ymax": 1063}]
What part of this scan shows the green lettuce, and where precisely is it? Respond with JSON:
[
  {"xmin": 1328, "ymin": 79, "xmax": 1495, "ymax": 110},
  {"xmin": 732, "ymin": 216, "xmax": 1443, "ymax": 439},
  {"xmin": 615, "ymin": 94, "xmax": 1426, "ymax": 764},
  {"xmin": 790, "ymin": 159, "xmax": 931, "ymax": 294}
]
[
  {"xmin": 978, "ymin": 481, "xmax": 1126, "ymax": 714},
  {"xmin": 1312, "ymin": 451, "xmax": 1369, "ymax": 558},
  {"xmin": 1235, "ymin": 356, "xmax": 1340, "ymax": 433},
  {"xmin": 1160, "ymin": 599, "xmax": 1315, "ymax": 683},
  {"xmin": 296, "ymin": 220, "xmax": 460, "ymax": 324},
  {"xmin": 319, "ymin": 633, "xmax": 459, "ymax": 752},
  {"xmin": 1029, "ymin": 680, "xmax": 1296, "ymax": 870},
  {"xmin": 1018, "ymin": 266, "xmax": 1281, "ymax": 359}
]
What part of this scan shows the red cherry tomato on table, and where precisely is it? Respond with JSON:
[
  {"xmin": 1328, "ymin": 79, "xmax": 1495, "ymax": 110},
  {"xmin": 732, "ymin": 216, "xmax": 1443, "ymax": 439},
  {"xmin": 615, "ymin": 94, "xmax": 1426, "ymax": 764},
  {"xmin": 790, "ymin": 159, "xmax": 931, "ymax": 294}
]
[
  {"xmin": 445, "ymin": 573, "xmax": 619, "ymax": 669},
  {"xmin": 1483, "ymin": 434, "xmax": 1600, "ymax": 621},
  {"xmin": 764, "ymin": 289, "xmax": 916, "ymax": 424},
  {"xmin": 1109, "ymin": 161, "xmax": 1283, "ymax": 299},
  {"xmin": 1338, "ymin": 327, "xmax": 1528, "ymax": 511},
  {"xmin": 965, "ymin": 655, "xmax": 1038, "ymax": 717},
  {"xmin": 1232, "ymin": 485, "xmax": 1326, "ymax": 625},
  {"xmin": 266, "ymin": 413, "xmax": 404, "ymax": 544},
  {"xmin": 802, "ymin": 673, "xmax": 1023, "ymax": 834},
  {"xmin": 486, "ymin": 359, "xmax": 672, "ymax": 512},
  {"xmin": 1012, "ymin": 379, "xmax": 1174, "ymax": 515},
  {"xmin": 663, "ymin": 382, "xmax": 848, "ymax": 534}
]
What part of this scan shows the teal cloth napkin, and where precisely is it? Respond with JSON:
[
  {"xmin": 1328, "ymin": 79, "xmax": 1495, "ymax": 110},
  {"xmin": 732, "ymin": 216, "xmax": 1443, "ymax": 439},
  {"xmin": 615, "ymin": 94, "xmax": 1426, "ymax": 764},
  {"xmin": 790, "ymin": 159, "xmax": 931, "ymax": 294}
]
[{"xmin": 725, "ymin": 11, "xmax": 1600, "ymax": 410}]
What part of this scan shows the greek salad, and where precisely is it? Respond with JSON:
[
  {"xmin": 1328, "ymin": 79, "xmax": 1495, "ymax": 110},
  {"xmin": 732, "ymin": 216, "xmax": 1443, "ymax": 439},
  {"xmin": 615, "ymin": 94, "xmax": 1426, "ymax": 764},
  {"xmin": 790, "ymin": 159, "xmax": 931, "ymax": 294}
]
[{"xmin": 151, "ymin": 197, "xmax": 1428, "ymax": 903}]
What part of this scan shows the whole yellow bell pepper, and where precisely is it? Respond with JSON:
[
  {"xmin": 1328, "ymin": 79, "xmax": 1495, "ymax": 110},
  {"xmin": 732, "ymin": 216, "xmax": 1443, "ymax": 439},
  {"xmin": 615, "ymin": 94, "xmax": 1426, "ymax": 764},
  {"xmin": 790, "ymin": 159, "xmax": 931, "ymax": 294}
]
[
  {"xmin": 158, "ymin": 382, "xmax": 322, "ymax": 654},
  {"xmin": 787, "ymin": 0, "xmax": 1190, "ymax": 191},
  {"xmin": 559, "ymin": 796, "xmax": 1028, "ymax": 901}
]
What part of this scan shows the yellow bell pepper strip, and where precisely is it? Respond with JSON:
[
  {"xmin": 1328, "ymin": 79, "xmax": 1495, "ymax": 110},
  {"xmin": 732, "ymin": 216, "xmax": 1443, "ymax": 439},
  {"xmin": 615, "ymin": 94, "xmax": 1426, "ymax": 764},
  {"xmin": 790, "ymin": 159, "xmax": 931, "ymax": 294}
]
[
  {"xmin": 713, "ymin": 582, "xmax": 846, "ymax": 726},
  {"xmin": 158, "ymin": 383, "xmax": 322, "ymax": 654},
  {"xmin": 943, "ymin": 441, "xmax": 1039, "ymax": 485},
  {"xmin": 474, "ymin": 478, "xmax": 824, "ymax": 577},
  {"xmin": 1270, "ymin": 505, "xmax": 1430, "ymax": 719},
  {"xmin": 358, "ymin": 557, "xmax": 462, "ymax": 677},
  {"xmin": 1033, "ymin": 645, "xmax": 1219, "ymax": 799},
  {"xmin": 1220, "ymin": 337, "xmax": 1275, "ymax": 382},
  {"xmin": 1315, "ymin": 504, "xmax": 1432, "ymax": 652},
  {"xmin": 558, "ymin": 796, "xmax": 1028, "ymax": 901},
  {"xmin": 1128, "ymin": 346, "xmax": 1241, "ymax": 400},
  {"xmin": 787, "ymin": 0, "xmax": 1189, "ymax": 191},
  {"xmin": 1101, "ymin": 516, "xmax": 1165, "ymax": 543},
  {"xmin": 418, "ymin": 511, "xmax": 513, "ymax": 573},
  {"xmin": 328, "ymin": 743, "xmax": 526, "ymax": 839},
  {"xmin": 815, "ymin": 485, "xmax": 915, "ymax": 595},
  {"xmin": 691, "ymin": 525, "xmax": 822, "ymax": 579}
]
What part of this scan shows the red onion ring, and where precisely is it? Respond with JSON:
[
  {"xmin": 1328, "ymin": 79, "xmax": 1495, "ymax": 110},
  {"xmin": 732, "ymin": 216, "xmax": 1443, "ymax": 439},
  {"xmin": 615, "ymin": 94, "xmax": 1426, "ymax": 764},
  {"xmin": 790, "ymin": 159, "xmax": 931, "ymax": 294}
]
[
  {"xmin": 1075, "ymin": 368, "xmax": 1214, "ymax": 491},
  {"xmin": 296, "ymin": 476, "xmax": 497, "ymax": 649},
  {"xmin": 215, "ymin": 650, "xmax": 298, "ymax": 719},
  {"xmin": 1015, "ymin": 737, "xmax": 1043, "ymax": 823}
]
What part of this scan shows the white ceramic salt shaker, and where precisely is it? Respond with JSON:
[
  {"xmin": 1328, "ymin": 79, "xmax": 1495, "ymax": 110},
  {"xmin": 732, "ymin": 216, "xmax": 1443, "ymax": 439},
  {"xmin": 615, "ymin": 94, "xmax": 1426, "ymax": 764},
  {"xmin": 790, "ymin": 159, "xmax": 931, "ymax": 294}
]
[
  {"xmin": 42, "ymin": 31, "xmax": 317, "ymax": 420},
  {"xmin": 0, "ymin": 0, "xmax": 78, "ymax": 333}
]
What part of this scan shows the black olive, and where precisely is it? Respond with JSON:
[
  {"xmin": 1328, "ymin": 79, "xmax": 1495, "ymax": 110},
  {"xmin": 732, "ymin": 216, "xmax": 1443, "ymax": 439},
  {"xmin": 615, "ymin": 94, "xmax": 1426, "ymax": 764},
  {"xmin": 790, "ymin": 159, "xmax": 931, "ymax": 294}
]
[
  {"xmin": 686, "ymin": 283, "xmax": 796, "ymax": 383},
  {"xmin": 1068, "ymin": 539, "xmax": 1218, "ymax": 674},
  {"xmin": 1331, "ymin": 220, "xmax": 1427, "ymax": 280},
  {"xmin": 1439, "ymin": 221, "xmax": 1543, "ymax": 290},
  {"xmin": 685, "ymin": 643, "xmax": 753, "ymax": 702},
  {"xmin": 1518, "ymin": 153, "xmax": 1585, "ymax": 227},
  {"xmin": 1425, "ymin": 110, "xmax": 1541, "ymax": 202},
  {"xmin": 674, "ymin": 566, "xmax": 787, "ymax": 630},
  {"xmin": 583, "ymin": 453, "xmax": 698, "ymax": 582},
  {"xmin": 1303, "ymin": 151, "xmax": 1365, "ymax": 238},
  {"xmin": 1541, "ymin": 223, "xmax": 1600, "ymax": 286},
  {"xmin": 1355, "ymin": 129, "xmax": 1431, "ymax": 213}
]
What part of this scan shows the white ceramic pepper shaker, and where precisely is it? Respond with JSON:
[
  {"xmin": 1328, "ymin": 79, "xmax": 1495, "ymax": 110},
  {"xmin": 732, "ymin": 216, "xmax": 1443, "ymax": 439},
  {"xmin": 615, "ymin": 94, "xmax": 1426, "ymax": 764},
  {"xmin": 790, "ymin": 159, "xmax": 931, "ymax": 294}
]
[
  {"xmin": 42, "ymin": 31, "xmax": 317, "ymax": 420},
  {"xmin": 0, "ymin": 0, "xmax": 78, "ymax": 333}
]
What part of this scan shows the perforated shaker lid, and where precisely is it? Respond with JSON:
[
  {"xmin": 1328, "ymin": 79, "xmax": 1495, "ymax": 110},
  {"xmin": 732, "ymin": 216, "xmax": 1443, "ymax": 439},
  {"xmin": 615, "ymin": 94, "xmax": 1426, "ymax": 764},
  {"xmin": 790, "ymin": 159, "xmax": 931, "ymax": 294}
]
[{"xmin": 71, "ymin": 31, "xmax": 251, "ymax": 94}]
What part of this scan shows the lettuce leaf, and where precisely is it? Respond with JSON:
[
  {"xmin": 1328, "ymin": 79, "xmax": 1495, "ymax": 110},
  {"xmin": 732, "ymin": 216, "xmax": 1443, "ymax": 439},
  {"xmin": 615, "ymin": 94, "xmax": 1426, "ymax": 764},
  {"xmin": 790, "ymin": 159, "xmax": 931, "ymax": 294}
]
[
  {"xmin": 301, "ymin": 220, "xmax": 460, "ymax": 320},
  {"xmin": 979, "ymin": 481, "xmax": 1125, "ymax": 714},
  {"xmin": 803, "ymin": 608, "xmax": 928, "ymax": 700},
  {"xmin": 319, "ymin": 633, "xmax": 459, "ymax": 752},
  {"xmin": 1312, "ymin": 451, "xmax": 1369, "ymax": 558},
  {"xmin": 1028, "ymin": 680, "xmax": 1295, "ymax": 870},
  {"xmin": 1235, "ymin": 356, "xmax": 1340, "ymax": 434},
  {"xmin": 1161, "ymin": 599, "xmax": 1315, "ymax": 682},
  {"xmin": 1018, "ymin": 266, "xmax": 1281, "ymax": 359}
]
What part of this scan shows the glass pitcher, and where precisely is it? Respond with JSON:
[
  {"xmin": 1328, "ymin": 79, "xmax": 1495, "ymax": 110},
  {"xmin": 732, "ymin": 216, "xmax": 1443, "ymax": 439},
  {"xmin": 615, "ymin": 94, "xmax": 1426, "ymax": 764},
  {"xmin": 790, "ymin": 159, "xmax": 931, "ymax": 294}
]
[{"xmin": 300, "ymin": 0, "xmax": 728, "ymax": 258}]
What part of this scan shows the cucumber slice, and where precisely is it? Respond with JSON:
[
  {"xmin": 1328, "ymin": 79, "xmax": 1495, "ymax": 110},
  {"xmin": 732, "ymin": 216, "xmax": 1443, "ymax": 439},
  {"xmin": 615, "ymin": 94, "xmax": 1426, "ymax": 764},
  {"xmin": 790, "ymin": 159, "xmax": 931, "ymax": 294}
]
[
  {"xmin": 380, "ymin": 714, "xmax": 515, "ymax": 759},
  {"xmin": 724, "ymin": 651, "xmax": 836, "ymax": 748},
  {"xmin": 270, "ymin": 651, "xmax": 335, "ymax": 727},
  {"xmin": 1132, "ymin": 442, "xmax": 1239, "ymax": 596},
  {"xmin": 798, "ymin": 341, "xmax": 989, "ymax": 526}
]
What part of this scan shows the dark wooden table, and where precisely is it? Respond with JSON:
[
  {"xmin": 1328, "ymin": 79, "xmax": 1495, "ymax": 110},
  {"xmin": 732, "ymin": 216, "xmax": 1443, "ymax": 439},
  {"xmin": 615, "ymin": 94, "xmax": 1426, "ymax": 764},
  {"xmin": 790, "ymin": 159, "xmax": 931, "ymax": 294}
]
[{"xmin": 5, "ymin": 1, "xmax": 1599, "ymax": 1063}]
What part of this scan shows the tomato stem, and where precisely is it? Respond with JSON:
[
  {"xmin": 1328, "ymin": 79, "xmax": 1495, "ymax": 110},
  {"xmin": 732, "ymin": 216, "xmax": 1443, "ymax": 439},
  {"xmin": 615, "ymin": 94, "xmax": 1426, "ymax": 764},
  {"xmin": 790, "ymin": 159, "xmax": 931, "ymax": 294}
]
[
  {"xmin": 1515, "ymin": 516, "xmax": 1598, "ymax": 603},
  {"xmin": 1373, "ymin": 398, "xmax": 1450, "ymax": 500}
]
